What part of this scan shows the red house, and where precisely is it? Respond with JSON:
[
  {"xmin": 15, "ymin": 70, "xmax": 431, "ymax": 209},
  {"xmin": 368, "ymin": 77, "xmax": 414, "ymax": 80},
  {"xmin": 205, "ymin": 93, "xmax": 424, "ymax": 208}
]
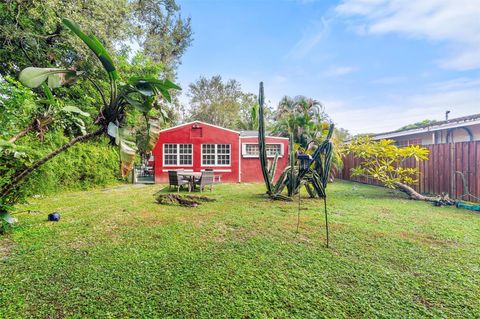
[{"xmin": 151, "ymin": 121, "xmax": 289, "ymax": 183}]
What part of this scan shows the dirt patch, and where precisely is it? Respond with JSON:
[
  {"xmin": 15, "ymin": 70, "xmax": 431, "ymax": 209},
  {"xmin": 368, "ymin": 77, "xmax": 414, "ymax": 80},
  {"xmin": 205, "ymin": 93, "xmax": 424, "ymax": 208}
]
[
  {"xmin": 209, "ymin": 222, "xmax": 253, "ymax": 243},
  {"xmin": 0, "ymin": 237, "xmax": 15, "ymax": 259},
  {"xmin": 399, "ymin": 231, "xmax": 457, "ymax": 246},
  {"xmin": 414, "ymin": 295, "xmax": 436, "ymax": 310},
  {"xmin": 295, "ymin": 233, "xmax": 312, "ymax": 243},
  {"xmin": 378, "ymin": 207, "xmax": 392, "ymax": 217},
  {"xmin": 371, "ymin": 231, "xmax": 387, "ymax": 239}
]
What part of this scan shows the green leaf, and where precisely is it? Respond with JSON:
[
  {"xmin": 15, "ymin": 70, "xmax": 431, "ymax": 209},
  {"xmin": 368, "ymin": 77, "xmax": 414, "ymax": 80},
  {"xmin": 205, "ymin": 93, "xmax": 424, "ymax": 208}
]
[
  {"xmin": 0, "ymin": 212, "xmax": 16, "ymax": 224},
  {"xmin": 19, "ymin": 67, "xmax": 81, "ymax": 88},
  {"xmin": 158, "ymin": 86, "xmax": 172, "ymax": 103},
  {"xmin": 62, "ymin": 18, "xmax": 118, "ymax": 80},
  {"xmin": 126, "ymin": 96, "xmax": 152, "ymax": 113},
  {"xmin": 128, "ymin": 77, "xmax": 180, "ymax": 100},
  {"xmin": 41, "ymin": 84, "xmax": 54, "ymax": 101},
  {"xmin": 62, "ymin": 105, "xmax": 90, "ymax": 117},
  {"xmin": 162, "ymin": 79, "xmax": 181, "ymax": 90}
]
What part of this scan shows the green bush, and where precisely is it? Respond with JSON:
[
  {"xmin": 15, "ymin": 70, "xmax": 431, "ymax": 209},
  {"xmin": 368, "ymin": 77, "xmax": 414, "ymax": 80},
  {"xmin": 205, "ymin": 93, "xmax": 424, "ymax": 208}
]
[{"xmin": 20, "ymin": 134, "xmax": 120, "ymax": 197}]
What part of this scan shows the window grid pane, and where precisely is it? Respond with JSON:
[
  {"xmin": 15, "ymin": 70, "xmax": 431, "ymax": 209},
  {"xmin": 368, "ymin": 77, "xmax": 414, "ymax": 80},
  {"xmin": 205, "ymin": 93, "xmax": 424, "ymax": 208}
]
[
  {"xmin": 266, "ymin": 144, "xmax": 281, "ymax": 156},
  {"xmin": 244, "ymin": 144, "xmax": 280, "ymax": 157},
  {"xmin": 202, "ymin": 144, "xmax": 216, "ymax": 165},
  {"xmin": 202, "ymin": 144, "xmax": 231, "ymax": 165},
  {"xmin": 164, "ymin": 144, "xmax": 177, "ymax": 165},
  {"xmin": 245, "ymin": 144, "xmax": 259, "ymax": 156},
  {"xmin": 164, "ymin": 144, "xmax": 192, "ymax": 166},
  {"xmin": 216, "ymin": 144, "xmax": 230, "ymax": 165}
]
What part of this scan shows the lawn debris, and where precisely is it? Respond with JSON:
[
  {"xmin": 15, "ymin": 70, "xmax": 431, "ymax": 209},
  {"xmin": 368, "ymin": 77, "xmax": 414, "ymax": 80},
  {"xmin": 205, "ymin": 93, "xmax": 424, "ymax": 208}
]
[
  {"xmin": 456, "ymin": 201, "xmax": 480, "ymax": 212},
  {"xmin": 431, "ymin": 192, "xmax": 456, "ymax": 206},
  {"xmin": 47, "ymin": 212, "xmax": 60, "ymax": 221},
  {"xmin": 155, "ymin": 194, "xmax": 216, "ymax": 207}
]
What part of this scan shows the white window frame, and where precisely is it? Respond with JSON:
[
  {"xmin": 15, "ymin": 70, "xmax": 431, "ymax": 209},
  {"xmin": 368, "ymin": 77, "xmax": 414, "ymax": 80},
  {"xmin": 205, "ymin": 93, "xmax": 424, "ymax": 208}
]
[
  {"xmin": 241, "ymin": 143, "xmax": 284, "ymax": 158},
  {"xmin": 162, "ymin": 143, "xmax": 194, "ymax": 167},
  {"xmin": 201, "ymin": 144, "xmax": 231, "ymax": 167}
]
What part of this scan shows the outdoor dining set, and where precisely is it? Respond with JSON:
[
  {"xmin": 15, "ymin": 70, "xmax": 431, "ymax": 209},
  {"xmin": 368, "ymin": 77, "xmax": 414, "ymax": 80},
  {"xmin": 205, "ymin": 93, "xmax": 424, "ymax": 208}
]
[{"xmin": 168, "ymin": 170, "xmax": 219, "ymax": 192}]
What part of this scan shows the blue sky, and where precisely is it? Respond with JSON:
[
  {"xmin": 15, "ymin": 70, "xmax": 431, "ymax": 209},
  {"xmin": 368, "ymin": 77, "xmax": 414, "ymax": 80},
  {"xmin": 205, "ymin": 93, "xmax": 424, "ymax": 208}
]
[{"xmin": 176, "ymin": 0, "xmax": 480, "ymax": 134}]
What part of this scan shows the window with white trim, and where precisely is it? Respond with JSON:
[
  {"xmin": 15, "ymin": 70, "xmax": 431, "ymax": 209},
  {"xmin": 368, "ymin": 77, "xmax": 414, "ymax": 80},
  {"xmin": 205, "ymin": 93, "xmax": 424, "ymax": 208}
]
[
  {"xmin": 163, "ymin": 144, "xmax": 193, "ymax": 166},
  {"xmin": 202, "ymin": 144, "xmax": 231, "ymax": 166},
  {"xmin": 245, "ymin": 144, "xmax": 259, "ymax": 156},
  {"xmin": 242, "ymin": 143, "xmax": 283, "ymax": 157}
]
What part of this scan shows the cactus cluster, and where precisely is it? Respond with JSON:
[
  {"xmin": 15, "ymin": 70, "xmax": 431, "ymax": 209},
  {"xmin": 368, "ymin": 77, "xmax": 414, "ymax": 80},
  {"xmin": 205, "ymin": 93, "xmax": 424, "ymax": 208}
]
[
  {"xmin": 257, "ymin": 82, "xmax": 334, "ymax": 246},
  {"xmin": 257, "ymin": 82, "xmax": 334, "ymax": 200}
]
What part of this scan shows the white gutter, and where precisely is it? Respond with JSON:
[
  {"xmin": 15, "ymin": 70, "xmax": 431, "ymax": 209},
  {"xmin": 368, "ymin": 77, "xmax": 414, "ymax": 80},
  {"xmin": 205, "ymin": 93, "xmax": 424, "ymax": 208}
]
[
  {"xmin": 372, "ymin": 118, "xmax": 480, "ymax": 140},
  {"xmin": 238, "ymin": 134, "xmax": 242, "ymax": 183}
]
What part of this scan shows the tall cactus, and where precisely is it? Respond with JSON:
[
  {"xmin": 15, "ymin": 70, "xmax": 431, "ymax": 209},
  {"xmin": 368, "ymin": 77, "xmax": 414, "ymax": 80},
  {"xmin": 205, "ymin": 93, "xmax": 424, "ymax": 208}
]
[
  {"xmin": 258, "ymin": 82, "xmax": 273, "ymax": 195},
  {"xmin": 258, "ymin": 82, "xmax": 291, "ymax": 201}
]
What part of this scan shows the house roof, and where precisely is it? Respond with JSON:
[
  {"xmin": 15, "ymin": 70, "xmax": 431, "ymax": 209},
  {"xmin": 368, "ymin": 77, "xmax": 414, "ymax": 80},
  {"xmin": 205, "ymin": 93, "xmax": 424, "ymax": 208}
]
[
  {"xmin": 160, "ymin": 121, "xmax": 288, "ymax": 139},
  {"xmin": 239, "ymin": 130, "xmax": 258, "ymax": 137},
  {"xmin": 159, "ymin": 121, "xmax": 240, "ymax": 134},
  {"xmin": 371, "ymin": 113, "xmax": 480, "ymax": 140}
]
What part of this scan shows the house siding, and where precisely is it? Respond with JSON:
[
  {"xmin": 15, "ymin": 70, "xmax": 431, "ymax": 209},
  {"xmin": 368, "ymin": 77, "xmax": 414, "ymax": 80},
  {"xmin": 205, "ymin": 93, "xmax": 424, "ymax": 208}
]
[
  {"xmin": 240, "ymin": 136, "xmax": 289, "ymax": 183},
  {"xmin": 151, "ymin": 121, "xmax": 289, "ymax": 183}
]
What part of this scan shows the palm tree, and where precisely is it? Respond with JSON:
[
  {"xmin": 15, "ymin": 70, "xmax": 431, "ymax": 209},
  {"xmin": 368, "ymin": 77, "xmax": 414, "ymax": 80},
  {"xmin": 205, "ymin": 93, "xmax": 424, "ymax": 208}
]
[
  {"xmin": 273, "ymin": 95, "xmax": 326, "ymax": 147},
  {"xmin": 272, "ymin": 96, "xmax": 344, "ymax": 181},
  {"xmin": 237, "ymin": 103, "xmax": 259, "ymax": 130}
]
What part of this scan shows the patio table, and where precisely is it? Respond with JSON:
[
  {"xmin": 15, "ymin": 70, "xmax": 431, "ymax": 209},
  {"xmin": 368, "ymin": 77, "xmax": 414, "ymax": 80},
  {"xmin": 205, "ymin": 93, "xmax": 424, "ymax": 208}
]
[{"xmin": 178, "ymin": 172, "xmax": 202, "ymax": 191}]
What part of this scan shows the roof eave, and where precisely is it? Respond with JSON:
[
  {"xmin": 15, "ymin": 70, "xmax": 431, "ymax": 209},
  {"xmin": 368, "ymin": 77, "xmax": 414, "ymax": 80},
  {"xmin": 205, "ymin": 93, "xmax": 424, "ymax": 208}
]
[{"xmin": 372, "ymin": 118, "xmax": 480, "ymax": 140}]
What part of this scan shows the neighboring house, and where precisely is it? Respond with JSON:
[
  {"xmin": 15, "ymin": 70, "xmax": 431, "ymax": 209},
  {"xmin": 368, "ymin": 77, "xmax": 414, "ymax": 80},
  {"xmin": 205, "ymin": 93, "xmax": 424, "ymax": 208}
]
[
  {"xmin": 151, "ymin": 121, "xmax": 289, "ymax": 183},
  {"xmin": 371, "ymin": 113, "xmax": 480, "ymax": 146}
]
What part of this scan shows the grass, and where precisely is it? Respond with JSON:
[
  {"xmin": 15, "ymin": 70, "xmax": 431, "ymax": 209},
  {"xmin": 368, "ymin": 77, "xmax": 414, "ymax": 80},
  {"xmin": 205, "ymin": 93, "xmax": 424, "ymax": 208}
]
[{"xmin": 1, "ymin": 181, "xmax": 479, "ymax": 318}]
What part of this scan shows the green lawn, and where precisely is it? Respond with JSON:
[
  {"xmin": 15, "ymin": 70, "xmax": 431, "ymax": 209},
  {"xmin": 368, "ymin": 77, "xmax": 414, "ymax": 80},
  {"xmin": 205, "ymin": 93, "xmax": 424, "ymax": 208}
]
[{"xmin": 1, "ymin": 181, "xmax": 479, "ymax": 318}]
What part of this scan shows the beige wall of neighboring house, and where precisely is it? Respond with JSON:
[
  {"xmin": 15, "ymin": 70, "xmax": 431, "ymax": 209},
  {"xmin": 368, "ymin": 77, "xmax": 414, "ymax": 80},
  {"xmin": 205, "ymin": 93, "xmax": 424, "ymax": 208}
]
[{"xmin": 370, "ymin": 114, "xmax": 480, "ymax": 146}]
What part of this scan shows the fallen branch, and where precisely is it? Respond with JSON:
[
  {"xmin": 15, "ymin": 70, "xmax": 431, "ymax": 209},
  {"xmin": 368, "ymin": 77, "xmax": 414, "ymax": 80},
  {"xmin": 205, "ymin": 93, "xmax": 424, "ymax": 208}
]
[
  {"xmin": 394, "ymin": 182, "xmax": 456, "ymax": 206},
  {"xmin": 155, "ymin": 194, "xmax": 216, "ymax": 207}
]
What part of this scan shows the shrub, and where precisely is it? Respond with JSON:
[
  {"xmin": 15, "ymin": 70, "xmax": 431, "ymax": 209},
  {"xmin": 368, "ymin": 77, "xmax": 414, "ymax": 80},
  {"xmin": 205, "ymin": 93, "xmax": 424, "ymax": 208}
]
[{"xmin": 19, "ymin": 134, "xmax": 120, "ymax": 197}]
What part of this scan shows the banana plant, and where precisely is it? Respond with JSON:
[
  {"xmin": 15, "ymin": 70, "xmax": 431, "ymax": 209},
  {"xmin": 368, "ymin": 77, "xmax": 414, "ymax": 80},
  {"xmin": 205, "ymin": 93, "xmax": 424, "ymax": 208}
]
[{"xmin": 0, "ymin": 18, "xmax": 180, "ymax": 224}]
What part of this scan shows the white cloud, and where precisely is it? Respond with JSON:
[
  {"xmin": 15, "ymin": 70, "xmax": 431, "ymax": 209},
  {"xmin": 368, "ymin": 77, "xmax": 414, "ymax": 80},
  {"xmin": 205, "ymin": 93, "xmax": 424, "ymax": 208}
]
[
  {"xmin": 325, "ymin": 66, "xmax": 358, "ymax": 76},
  {"xmin": 287, "ymin": 17, "xmax": 331, "ymax": 59},
  {"xmin": 329, "ymin": 77, "xmax": 480, "ymax": 134},
  {"xmin": 335, "ymin": 0, "xmax": 480, "ymax": 70},
  {"xmin": 427, "ymin": 77, "xmax": 480, "ymax": 91},
  {"xmin": 371, "ymin": 76, "xmax": 407, "ymax": 85},
  {"xmin": 272, "ymin": 75, "xmax": 288, "ymax": 84}
]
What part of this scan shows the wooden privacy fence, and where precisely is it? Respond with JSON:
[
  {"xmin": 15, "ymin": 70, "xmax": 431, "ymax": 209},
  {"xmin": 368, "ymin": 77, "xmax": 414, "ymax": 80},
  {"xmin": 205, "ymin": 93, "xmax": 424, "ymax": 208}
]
[{"xmin": 338, "ymin": 141, "xmax": 480, "ymax": 202}]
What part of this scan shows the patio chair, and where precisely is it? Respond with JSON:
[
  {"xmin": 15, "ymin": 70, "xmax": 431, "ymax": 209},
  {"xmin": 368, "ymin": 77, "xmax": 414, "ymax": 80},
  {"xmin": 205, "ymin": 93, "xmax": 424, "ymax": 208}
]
[
  {"xmin": 168, "ymin": 170, "xmax": 190, "ymax": 192},
  {"xmin": 201, "ymin": 168, "xmax": 221, "ymax": 183},
  {"xmin": 193, "ymin": 170, "xmax": 215, "ymax": 192}
]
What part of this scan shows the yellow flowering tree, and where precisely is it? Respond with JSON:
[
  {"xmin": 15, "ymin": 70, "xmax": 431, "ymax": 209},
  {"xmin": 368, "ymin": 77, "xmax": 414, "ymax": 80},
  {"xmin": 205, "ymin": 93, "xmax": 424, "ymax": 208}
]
[{"xmin": 344, "ymin": 137, "xmax": 448, "ymax": 202}]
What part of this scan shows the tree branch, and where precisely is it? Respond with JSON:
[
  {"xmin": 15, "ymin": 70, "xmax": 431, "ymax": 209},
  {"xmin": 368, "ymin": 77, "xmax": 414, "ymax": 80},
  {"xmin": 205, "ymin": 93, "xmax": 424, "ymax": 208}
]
[{"xmin": 1, "ymin": 128, "xmax": 105, "ymax": 199}]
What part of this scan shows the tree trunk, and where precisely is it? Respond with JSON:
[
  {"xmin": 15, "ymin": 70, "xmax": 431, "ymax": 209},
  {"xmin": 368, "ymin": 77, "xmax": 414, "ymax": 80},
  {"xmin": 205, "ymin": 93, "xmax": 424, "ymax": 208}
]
[
  {"xmin": 0, "ymin": 128, "xmax": 104, "ymax": 199},
  {"xmin": 393, "ymin": 182, "xmax": 455, "ymax": 205},
  {"xmin": 8, "ymin": 116, "xmax": 54, "ymax": 143},
  {"xmin": 9, "ymin": 123, "xmax": 35, "ymax": 143}
]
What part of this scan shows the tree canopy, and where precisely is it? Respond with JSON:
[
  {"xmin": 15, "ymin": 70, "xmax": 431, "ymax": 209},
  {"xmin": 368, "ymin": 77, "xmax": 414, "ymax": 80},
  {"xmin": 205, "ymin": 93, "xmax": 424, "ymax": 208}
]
[
  {"xmin": 272, "ymin": 95, "xmax": 327, "ymax": 147},
  {"xmin": 0, "ymin": 0, "xmax": 192, "ymax": 79},
  {"xmin": 185, "ymin": 75, "xmax": 257, "ymax": 129},
  {"xmin": 0, "ymin": 16, "xmax": 182, "ymax": 228},
  {"xmin": 399, "ymin": 119, "xmax": 438, "ymax": 130}
]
